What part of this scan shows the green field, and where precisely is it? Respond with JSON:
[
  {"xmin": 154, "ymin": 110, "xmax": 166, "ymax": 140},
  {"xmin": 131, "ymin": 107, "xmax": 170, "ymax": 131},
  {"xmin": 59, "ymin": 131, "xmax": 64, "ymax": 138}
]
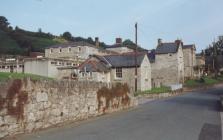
[{"xmin": 0, "ymin": 72, "xmax": 53, "ymax": 81}]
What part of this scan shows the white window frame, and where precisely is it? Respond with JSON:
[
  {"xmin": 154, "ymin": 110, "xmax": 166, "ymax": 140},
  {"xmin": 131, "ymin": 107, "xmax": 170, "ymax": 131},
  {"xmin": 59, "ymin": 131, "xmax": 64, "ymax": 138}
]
[{"xmin": 115, "ymin": 68, "xmax": 122, "ymax": 79}]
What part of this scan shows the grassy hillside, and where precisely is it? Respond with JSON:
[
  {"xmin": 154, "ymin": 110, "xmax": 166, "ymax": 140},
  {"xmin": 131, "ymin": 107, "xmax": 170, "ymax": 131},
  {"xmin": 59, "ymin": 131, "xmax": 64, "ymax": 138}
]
[
  {"xmin": 0, "ymin": 30, "xmax": 23, "ymax": 54},
  {"xmin": 0, "ymin": 29, "xmax": 67, "ymax": 55}
]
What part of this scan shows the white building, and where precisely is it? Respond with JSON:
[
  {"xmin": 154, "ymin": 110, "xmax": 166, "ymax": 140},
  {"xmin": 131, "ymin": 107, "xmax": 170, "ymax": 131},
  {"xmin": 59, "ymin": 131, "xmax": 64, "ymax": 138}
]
[
  {"xmin": 105, "ymin": 38, "xmax": 135, "ymax": 54},
  {"xmin": 0, "ymin": 58, "xmax": 24, "ymax": 73},
  {"xmin": 24, "ymin": 58, "xmax": 75, "ymax": 79},
  {"xmin": 45, "ymin": 41, "xmax": 115, "ymax": 66}
]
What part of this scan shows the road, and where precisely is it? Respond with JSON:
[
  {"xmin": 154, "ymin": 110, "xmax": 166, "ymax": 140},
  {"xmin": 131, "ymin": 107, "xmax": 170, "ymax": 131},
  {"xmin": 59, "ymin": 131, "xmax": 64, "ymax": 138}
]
[{"xmin": 17, "ymin": 87, "xmax": 223, "ymax": 140}]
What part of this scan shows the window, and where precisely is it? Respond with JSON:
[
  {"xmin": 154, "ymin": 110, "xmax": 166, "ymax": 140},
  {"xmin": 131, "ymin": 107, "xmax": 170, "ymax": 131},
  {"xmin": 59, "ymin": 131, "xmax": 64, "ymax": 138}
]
[
  {"xmin": 68, "ymin": 47, "xmax": 71, "ymax": 52},
  {"xmin": 50, "ymin": 49, "xmax": 53, "ymax": 53},
  {"xmin": 2, "ymin": 66, "xmax": 5, "ymax": 69},
  {"xmin": 78, "ymin": 47, "xmax": 81, "ymax": 52},
  {"xmin": 59, "ymin": 48, "xmax": 62, "ymax": 53},
  {"xmin": 51, "ymin": 61, "xmax": 57, "ymax": 65},
  {"xmin": 67, "ymin": 63, "xmax": 72, "ymax": 66},
  {"xmin": 116, "ymin": 68, "xmax": 122, "ymax": 78}
]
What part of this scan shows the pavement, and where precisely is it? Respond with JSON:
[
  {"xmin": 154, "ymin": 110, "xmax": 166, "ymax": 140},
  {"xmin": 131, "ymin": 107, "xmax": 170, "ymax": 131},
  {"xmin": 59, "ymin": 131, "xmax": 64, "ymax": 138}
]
[{"xmin": 15, "ymin": 86, "xmax": 223, "ymax": 140}]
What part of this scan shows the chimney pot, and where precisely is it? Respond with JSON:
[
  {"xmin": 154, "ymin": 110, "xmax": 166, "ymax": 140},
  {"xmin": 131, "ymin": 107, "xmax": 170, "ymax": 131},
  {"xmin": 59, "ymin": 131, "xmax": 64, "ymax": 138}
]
[
  {"xmin": 116, "ymin": 38, "xmax": 122, "ymax": 44},
  {"xmin": 158, "ymin": 38, "xmax": 162, "ymax": 46},
  {"xmin": 175, "ymin": 39, "xmax": 182, "ymax": 46},
  {"xmin": 95, "ymin": 37, "xmax": 99, "ymax": 47}
]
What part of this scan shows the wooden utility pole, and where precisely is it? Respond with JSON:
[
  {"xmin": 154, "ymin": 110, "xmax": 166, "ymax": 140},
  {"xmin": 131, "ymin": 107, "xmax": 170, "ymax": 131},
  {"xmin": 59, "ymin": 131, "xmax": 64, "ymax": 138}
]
[{"xmin": 134, "ymin": 22, "xmax": 138, "ymax": 92}]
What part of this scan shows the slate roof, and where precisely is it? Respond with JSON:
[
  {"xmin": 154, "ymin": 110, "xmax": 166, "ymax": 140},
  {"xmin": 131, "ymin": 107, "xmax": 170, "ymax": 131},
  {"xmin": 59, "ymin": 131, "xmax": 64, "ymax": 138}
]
[
  {"xmin": 47, "ymin": 41, "xmax": 96, "ymax": 49},
  {"xmin": 79, "ymin": 60, "xmax": 109, "ymax": 72},
  {"xmin": 183, "ymin": 45, "xmax": 196, "ymax": 50},
  {"xmin": 156, "ymin": 43, "xmax": 179, "ymax": 54},
  {"xmin": 147, "ymin": 49, "xmax": 156, "ymax": 63},
  {"xmin": 79, "ymin": 53, "xmax": 147, "ymax": 72},
  {"xmin": 103, "ymin": 53, "xmax": 146, "ymax": 68}
]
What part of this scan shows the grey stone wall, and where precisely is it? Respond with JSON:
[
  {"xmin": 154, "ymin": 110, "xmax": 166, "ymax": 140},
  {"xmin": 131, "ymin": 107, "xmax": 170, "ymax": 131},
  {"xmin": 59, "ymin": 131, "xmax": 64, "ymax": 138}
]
[
  {"xmin": 183, "ymin": 48, "xmax": 196, "ymax": 79},
  {"xmin": 0, "ymin": 79, "xmax": 136, "ymax": 138},
  {"xmin": 151, "ymin": 46, "xmax": 184, "ymax": 87}
]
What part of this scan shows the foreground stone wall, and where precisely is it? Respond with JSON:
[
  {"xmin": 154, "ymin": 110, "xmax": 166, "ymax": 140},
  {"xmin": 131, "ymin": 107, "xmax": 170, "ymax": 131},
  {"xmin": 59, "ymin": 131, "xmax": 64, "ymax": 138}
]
[{"xmin": 0, "ymin": 79, "xmax": 136, "ymax": 138}]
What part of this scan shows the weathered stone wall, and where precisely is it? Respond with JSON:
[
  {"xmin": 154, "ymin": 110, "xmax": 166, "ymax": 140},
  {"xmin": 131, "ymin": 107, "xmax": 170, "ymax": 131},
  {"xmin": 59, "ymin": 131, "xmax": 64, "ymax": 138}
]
[{"xmin": 0, "ymin": 79, "xmax": 136, "ymax": 138}]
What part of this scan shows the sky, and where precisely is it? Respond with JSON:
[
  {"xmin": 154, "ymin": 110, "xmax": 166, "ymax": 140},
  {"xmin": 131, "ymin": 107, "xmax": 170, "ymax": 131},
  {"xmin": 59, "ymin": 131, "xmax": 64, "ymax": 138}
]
[{"xmin": 1, "ymin": 0, "xmax": 223, "ymax": 52}]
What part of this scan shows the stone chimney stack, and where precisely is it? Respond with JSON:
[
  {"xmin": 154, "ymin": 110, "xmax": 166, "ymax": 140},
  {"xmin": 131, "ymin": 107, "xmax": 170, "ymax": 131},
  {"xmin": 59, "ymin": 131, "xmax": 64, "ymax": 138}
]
[
  {"xmin": 95, "ymin": 37, "xmax": 99, "ymax": 47},
  {"xmin": 116, "ymin": 38, "xmax": 122, "ymax": 44},
  {"xmin": 175, "ymin": 39, "xmax": 182, "ymax": 46},
  {"xmin": 158, "ymin": 38, "xmax": 162, "ymax": 46}
]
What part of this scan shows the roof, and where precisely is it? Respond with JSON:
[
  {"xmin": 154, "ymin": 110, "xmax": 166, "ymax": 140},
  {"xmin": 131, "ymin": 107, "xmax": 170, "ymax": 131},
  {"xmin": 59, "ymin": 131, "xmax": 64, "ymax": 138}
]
[
  {"xmin": 156, "ymin": 43, "xmax": 179, "ymax": 54},
  {"xmin": 57, "ymin": 66, "xmax": 78, "ymax": 70},
  {"xmin": 103, "ymin": 53, "xmax": 146, "ymax": 68},
  {"xmin": 105, "ymin": 43, "xmax": 147, "ymax": 51},
  {"xmin": 147, "ymin": 49, "xmax": 156, "ymax": 63},
  {"xmin": 47, "ymin": 41, "xmax": 96, "ymax": 49},
  {"xmin": 106, "ymin": 44, "xmax": 125, "ymax": 49},
  {"xmin": 182, "ymin": 44, "xmax": 196, "ymax": 50},
  {"xmin": 79, "ymin": 60, "xmax": 109, "ymax": 72},
  {"xmin": 24, "ymin": 57, "xmax": 74, "ymax": 62},
  {"xmin": 78, "ymin": 53, "xmax": 147, "ymax": 72}
]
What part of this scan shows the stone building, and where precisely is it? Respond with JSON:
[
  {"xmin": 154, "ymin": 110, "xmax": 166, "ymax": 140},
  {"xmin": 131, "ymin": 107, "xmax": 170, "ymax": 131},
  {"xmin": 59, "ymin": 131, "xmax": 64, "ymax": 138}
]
[
  {"xmin": 151, "ymin": 39, "xmax": 184, "ymax": 87},
  {"xmin": 24, "ymin": 58, "xmax": 75, "ymax": 79},
  {"xmin": 0, "ymin": 58, "xmax": 24, "ymax": 73},
  {"xmin": 45, "ymin": 41, "xmax": 115, "ymax": 66},
  {"xmin": 78, "ymin": 57, "xmax": 110, "ymax": 83},
  {"xmin": 78, "ymin": 53, "xmax": 152, "ymax": 92},
  {"xmin": 105, "ymin": 38, "xmax": 135, "ymax": 53},
  {"xmin": 182, "ymin": 44, "xmax": 196, "ymax": 79},
  {"xmin": 194, "ymin": 54, "xmax": 205, "ymax": 77}
]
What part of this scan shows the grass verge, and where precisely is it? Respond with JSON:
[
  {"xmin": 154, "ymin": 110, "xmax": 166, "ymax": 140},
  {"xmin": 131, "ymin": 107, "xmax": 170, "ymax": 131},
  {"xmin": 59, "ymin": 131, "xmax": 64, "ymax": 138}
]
[
  {"xmin": 184, "ymin": 75, "xmax": 223, "ymax": 87},
  {"xmin": 0, "ymin": 72, "xmax": 53, "ymax": 82},
  {"xmin": 134, "ymin": 86, "xmax": 171, "ymax": 97}
]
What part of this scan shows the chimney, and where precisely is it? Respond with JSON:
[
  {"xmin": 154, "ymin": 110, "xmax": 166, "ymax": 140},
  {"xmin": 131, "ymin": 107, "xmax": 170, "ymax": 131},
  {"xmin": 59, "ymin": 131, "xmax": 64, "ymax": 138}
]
[
  {"xmin": 95, "ymin": 37, "xmax": 99, "ymax": 47},
  {"xmin": 116, "ymin": 38, "xmax": 122, "ymax": 44},
  {"xmin": 158, "ymin": 38, "xmax": 162, "ymax": 46},
  {"xmin": 175, "ymin": 39, "xmax": 182, "ymax": 46}
]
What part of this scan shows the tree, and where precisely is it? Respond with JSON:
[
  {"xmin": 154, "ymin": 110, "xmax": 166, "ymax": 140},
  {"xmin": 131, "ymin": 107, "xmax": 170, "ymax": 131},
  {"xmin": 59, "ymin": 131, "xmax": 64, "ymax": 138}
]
[
  {"xmin": 0, "ymin": 16, "xmax": 9, "ymax": 28},
  {"xmin": 62, "ymin": 31, "xmax": 73, "ymax": 41},
  {"xmin": 87, "ymin": 37, "xmax": 94, "ymax": 44},
  {"xmin": 123, "ymin": 39, "xmax": 135, "ymax": 46}
]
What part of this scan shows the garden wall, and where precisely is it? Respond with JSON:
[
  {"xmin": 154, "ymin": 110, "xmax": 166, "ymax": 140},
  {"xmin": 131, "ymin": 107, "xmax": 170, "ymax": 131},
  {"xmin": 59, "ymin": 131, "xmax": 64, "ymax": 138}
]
[{"xmin": 0, "ymin": 79, "xmax": 137, "ymax": 138}]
